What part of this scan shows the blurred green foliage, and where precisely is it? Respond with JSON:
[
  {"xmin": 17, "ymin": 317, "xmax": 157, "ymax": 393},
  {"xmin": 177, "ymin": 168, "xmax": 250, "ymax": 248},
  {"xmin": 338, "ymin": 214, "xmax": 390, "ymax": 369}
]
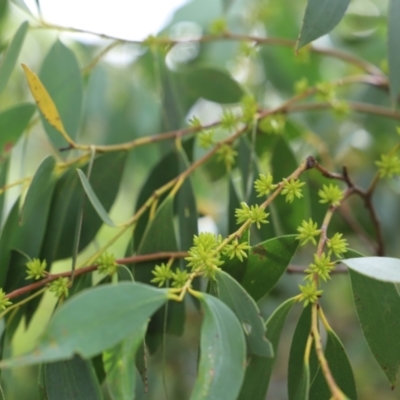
[{"xmin": 0, "ymin": 0, "xmax": 399, "ymax": 399}]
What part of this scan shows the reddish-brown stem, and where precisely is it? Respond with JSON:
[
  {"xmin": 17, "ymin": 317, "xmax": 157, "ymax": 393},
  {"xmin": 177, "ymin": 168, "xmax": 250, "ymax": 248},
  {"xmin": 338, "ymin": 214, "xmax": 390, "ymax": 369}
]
[
  {"xmin": 313, "ymin": 161, "xmax": 384, "ymax": 256},
  {"xmin": 7, "ymin": 251, "xmax": 188, "ymax": 300}
]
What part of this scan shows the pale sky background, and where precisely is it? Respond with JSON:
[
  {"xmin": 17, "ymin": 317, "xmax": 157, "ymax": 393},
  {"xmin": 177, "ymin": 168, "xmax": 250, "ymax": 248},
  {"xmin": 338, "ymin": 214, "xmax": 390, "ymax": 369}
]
[{"xmin": 23, "ymin": 0, "xmax": 189, "ymax": 40}]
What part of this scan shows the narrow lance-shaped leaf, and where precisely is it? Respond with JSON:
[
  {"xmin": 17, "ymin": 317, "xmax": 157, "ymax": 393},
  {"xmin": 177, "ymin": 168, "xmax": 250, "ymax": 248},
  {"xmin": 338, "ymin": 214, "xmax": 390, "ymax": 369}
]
[
  {"xmin": 136, "ymin": 195, "xmax": 185, "ymax": 352},
  {"xmin": 40, "ymin": 151, "xmax": 127, "ymax": 263},
  {"xmin": 180, "ymin": 67, "xmax": 243, "ymax": 104},
  {"xmin": 297, "ymin": 0, "xmax": 350, "ymax": 50},
  {"xmin": 22, "ymin": 63, "xmax": 72, "ymax": 144},
  {"xmin": 77, "ymin": 169, "xmax": 116, "ymax": 227},
  {"xmin": 238, "ymin": 297, "xmax": 297, "ymax": 400},
  {"xmin": 215, "ymin": 269, "xmax": 272, "ymax": 357},
  {"xmin": 240, "ymin": 235, "xmax": 299, "ymax": 301},
  {"xmin": 133, "ymin": 150, "xmax": 180, "ymax": 252},
  {"xmin": 345, "ymin": 250, "xmax": 400, "ymax": 386},
  {"xmin": 0, "ymin": 157, "xmax": 10, "ymax": 228},
  {"xmin": 103, "ymin": 323, "xmax": 147, "ymax": 400},
  {"xmin": 0, "ymin": 282, "xmax": 168, "ymax": 368},
  {"xmin": 0, "ymin": 103, "xmax": 35, "ymax": 152},
  {"xmin": 190, "ymin": 293, "xmax": 246, "ymax": 400},
  {"xmin": 288, "ymin": 306, "xmax": 314, "ymax": 400},
  {"xmin": 45, "ymin": 355, "xmax": 102, "ymax": 400},
  {"xmin": 310, "ymin": 329, "xmax": 357, "ymax": 400},
  {"xmin": 388, "ymin": 0, "xmax": 400, "ymax": 103},
  {"xmin": 342, "ymin": 257, "xmax": 400, "ymax": 283},
  {"xmin": 39, "ymin": 40, "xmax": 83, "ymax": 149},
  {"xmin": 0, "ymin": 21, "xmax": 28, "ymax": 94}
]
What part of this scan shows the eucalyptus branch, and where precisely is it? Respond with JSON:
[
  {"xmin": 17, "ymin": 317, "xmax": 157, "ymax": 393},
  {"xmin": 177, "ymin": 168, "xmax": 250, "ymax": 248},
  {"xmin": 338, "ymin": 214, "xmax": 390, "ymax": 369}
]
[
  {"xmin": 6, "ymin": 251, "xmax": 187, "ymax": 301},
  {"xmin": 289, "ymin": 101, "xmax": 400, "ymax": 121},
  {"xmin": 32, "ymin": 22, "xmax": 383, "ymax": 77},
  {"xmin": 81, "ymin": 127, "xmax": 247, "ymax": 267},
  {"xmin": 313, "ymin": 161, "xmax": 385, "ymax": 256},
  {"xmin": 82, "ymin": 40, "xmax": 123, "ymax": 74}
]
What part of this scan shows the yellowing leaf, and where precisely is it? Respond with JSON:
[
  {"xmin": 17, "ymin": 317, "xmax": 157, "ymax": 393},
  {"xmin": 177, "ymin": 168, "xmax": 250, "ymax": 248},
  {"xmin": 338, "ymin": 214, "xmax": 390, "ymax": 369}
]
[{"xmin": 21, "ymin": 63, "xmax": 74, "ymax": 145}]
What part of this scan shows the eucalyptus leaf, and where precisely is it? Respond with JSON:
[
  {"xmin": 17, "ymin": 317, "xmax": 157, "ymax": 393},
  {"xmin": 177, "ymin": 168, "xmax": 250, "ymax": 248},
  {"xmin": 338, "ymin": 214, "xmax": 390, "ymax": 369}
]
[
  {"xmin": 238, "ymin": 297, "xmax": 296, "ymax": 400},
  {"xmin": 310, "ymin": 330, "xmax": 357, "ymax": 400},
  {"xmin": 135, "ymin": 195, "xmax": 185, "ymax": 352},
  {"xmin": 133, "ymin": 149, "xmax": 180, "ymax": 252},
  {"xmin": 288, "ymin": 306, "xmax": 313, "ymax": 400},
  {"xmin": 190, "ymin": 293, "xmax": 246, "ymax": 400},
  {"xmin": 180, "ymin": 67, "xmax": 243, "ymax": 104},
  {"xmin": 45, "ymin": 355, "xmax": 102, "ymax": 400},
  {"xmin": 39, "ymin": 40, "xmax": 83, "ymax": 149},
  {"xmin": 240, "ymin": 235, "xmax": 299, "ymax": 301},
  {"xmin": 349, "ymin": 268, "xmax": 400, "ymax": 385},
  {"xmin": 40, "ymin": 151, "xmax": 126, "ymax": 263},
  {"xmin": 0, "ymin": 21, "xmax": 28, "ymax": 95},
  {"xmin": 388, "ymin": 0, "xmax": 400, "ymax": 102},
  {"xmin": 1, "ymin": 282, "xmax": 168, "ymax": 368},
  {"xmin": 0, "ymin": 103, "xmax": 35, "ymax": 151},
  {"xmin": 297, "ymin": 0, "xmax": 350, "ymax": 50},
  {"xmin": 215, "ymin": 269, "xmax": 272, "ymax": 357},
  {"xmin": 342, "ymin": 257, "xmax": 400, "ymax": 283},
  {"xmin": 77, "ymin": 169, "xmax": 116, "ymax": 227},
  {"xmin": 103, "ymin": 323, "xmax": 147, "ymax": 400}
]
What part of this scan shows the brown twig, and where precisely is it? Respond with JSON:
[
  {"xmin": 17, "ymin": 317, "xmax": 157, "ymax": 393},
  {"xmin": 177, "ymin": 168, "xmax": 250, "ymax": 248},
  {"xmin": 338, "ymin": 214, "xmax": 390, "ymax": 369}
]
[
  {"xmin": 7, "ymin": 251, "xmax": 188, "ymax": 300},
  {"xmin": 313, "ymin": 161, "xmax": 384, "ymax": 256},
  {"xmin": 288, "ymin": 101, "xmax": 400, "ymax": 121},
  {"xmin": 31, "ymin": 24, "xmax": 384, "ymax": 77}
]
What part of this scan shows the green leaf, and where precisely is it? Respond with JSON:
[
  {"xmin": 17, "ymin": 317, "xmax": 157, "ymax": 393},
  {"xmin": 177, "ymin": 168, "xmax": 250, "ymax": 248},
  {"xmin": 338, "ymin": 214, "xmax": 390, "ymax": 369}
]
[
  {"xmin": 240, "ymin": 235, "xmax": 299, "ymax": 301},
  {"xmin": 288, "ymin": 306, "xmax": 313, "ymax": 400},
  {"xmin": 0, "ymin": 156, "xmax": 10, "ymax": 228},
  {"xmin": 39, "ymin": 40, "xmax": 83, "ymax": 149},
  {"xmin": 215, "ymin": 269, "xmax": 272, "ymax": 357},
  {"xmin": 238, "ymin": 298, "xmax": 296, "ymax": 400},
  {"xmin": 0, "ymin": 21, "xmax": 29, "ymax": 95},
  {"xmin": 310, "ymin": 330, "xmax": 357, "ymax": 400},
  {"xmin": 180, "ymin": 67, "xmax": 243, "ymax": 104},
  {"xmin": 190, "ymin": 293, "xmax": 246, "ymax": 400},
  {"xmin": 347, "ymin": 250, "xmax": 400, "ymax": 386},
  {"xmin": 1, "ymin": 282, "xmax": 168, "ymax": 368},
  {"xmin": 103, "ymin": 323, "xmax": 147, "ymax": 400},
  {"xmin": 0, "ymin": 200, "xmax": 19, "ymax": 288},
  {"xmin": 342, "ymin": 257, "xmax": 400, "ymax": 283},
  {"xmin": 297, "ymin": 0, "xmax": 350, "ymax": 50},
  {"xmin": 44, "ymin": 355, "xmax": 102, "ymax": 400},
  {"xmin": 135, "ymin": 341, "xmax": 147, "ymax": 391},
  {"xmin": 133, "ymin": 150, "xmax": 180, "ymax": 252},
  {"xmin": 388, "ymin": 0, "xmax": 400, "ymax": 102},
  {"xmin": 228, "ymin": 176, "xmax": 241, "ymax": 234},
  {"xmin": 41, "ymin": 151, "xmax": 126, "ymax": 263},
  {"xmin": 136, "ymin": 195, "xmax": 185, "ymax": 351},
  {"xmin": 271, "ymin": 136, "xmax": 310, "ymax": 234},
  {"xmin": 0, "ymin": 156, "xmax": 57, "ymax": 292},
  {"xmin": 177, "ymin": 148, "xmax": 198, "ymax": 252},
  {"xmin": 20, "ymin": 156, "xmax": 56, "ymax": 225},
  {"xmin": 77, "ymin": 169, "xmax": 116, "ymax": 227},
  {"xmin": 0, "ymin": 103, "xmax": 35, "ymax": 151},
  {"xmin": 136, "ymin": 196, "xmax": 177, "ymax": 282}
]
